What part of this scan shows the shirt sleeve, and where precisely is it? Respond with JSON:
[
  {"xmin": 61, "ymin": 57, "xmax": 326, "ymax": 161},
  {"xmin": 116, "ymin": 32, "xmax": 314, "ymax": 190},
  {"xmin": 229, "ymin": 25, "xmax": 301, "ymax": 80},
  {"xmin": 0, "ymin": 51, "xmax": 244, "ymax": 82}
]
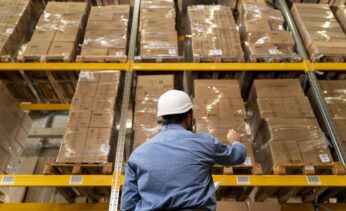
[
  {"xmin": 212, "ymin": 139, "xmax": 247, "ymax": 166},
  {"xmin": 121, "ymin": 162, "xmax": 140, "ymax": 211}
]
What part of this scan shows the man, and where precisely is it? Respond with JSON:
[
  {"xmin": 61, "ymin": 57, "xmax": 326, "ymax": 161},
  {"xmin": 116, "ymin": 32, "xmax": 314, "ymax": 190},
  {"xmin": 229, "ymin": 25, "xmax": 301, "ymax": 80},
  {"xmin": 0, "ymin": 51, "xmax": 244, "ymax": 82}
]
[{"xmin": 121, "ymin": 90, "xmax": 247, "ymax": 211}]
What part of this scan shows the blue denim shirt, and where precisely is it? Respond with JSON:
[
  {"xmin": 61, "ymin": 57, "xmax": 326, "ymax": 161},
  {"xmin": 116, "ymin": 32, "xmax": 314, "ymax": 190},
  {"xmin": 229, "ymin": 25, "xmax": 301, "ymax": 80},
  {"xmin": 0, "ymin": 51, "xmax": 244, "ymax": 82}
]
[{"xmin": 121, "ymin": 124, "xmax": 247, "ymax": 211}]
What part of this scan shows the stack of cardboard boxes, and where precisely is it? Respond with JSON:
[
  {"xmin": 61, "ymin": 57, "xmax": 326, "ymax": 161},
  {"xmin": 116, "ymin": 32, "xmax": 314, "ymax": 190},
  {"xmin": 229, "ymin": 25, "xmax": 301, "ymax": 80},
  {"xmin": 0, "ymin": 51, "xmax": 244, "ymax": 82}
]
[
  {"xmin": 54, "ymin": 0, "xmax": 120, "ymax": 6},
  {"xmin": 335, "ymin": 6, "xmax": 346, "ymax": 32},
  {"xmin": 193, "ymin": 80, "xmax": 255, "ymax": 170},
  {"xmin": 0, "ymin": 80, "xmax": 32, "ymax": 174},
  {"xmin": 18, "ymin": 2, "xmax": 89, "ymax": 62},
  {"xmin": 247, "ymin": 79, "xmax": 333, "ymax": 174},
  {"xmin": 0, "ymin": 0, "xmax": 33, "ymax": 61},
  {"xmin": 217, "ymin": 201, "xmax": 282, "ymax": 211},
  {"xmin": 56, "ymin": 70, "xmax": 121, "ymax": 163},
  {"xmin": 77, "ymin": 5, "xmax": 129, "ymax": 62},
  {"xmin": 138, "ymin": 0, "xmax": 180, "ymax": 61},
  {"xmin": 319, "ymin": 80, "xmax": 346, "ymax": 149},
  {"xmin": 238, "ymin": 2, "xmax": 300, "ymax": 62},
  {"xmin": 185, "ymin": 5, "xmax": 244, "ymax": 62},
  {"xmin": 133, "ymin": 75, "xmax": 174, "ymax": 150},
  {"xmin": 291, "ymin": 4, "xmax": 346, "ymax": 61}
]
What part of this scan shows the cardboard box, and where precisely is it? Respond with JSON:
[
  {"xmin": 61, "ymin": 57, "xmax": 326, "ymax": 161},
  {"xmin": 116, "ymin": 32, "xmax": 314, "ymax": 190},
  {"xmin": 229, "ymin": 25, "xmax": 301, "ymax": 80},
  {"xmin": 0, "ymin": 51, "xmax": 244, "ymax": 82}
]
[
  {"xmin": 82, "ymin": 143, "xmax": 110, "ymax": 163},
  {"xmin": 90, "ymin": 111, "xmax": 114, "ymax": 128},
  {"xmin": 136, "ymin": 75, "xmax": 174, "ymax": 99},
  {"xmin": 86, "ymin": 127, "xmax": 113, "ymax": 144},
  {"xmin": 61, "ymin": 127, "xmax": 88, "ymax": 144},
  {"xmin": 70, "ymin": 96, "xmax": 94, "ymax": 111},
  {"xmin": 56, "ymin": 143, "xmax": 84, "ymax": 163},
  {"xmin": 93, "ymin": 97, "xmax": 116, "ymax": 111},
  {"xmin": 248, "ymin": 202, "xmax": 281, "ymax": 211},
  {"xmin": 99, "ymin": 72, "xmax": 120, "ymax": 84},
  {"xmin": 96, "ymin": 83, "xmax": 118, "ymax": 97},
  {"xmin": 194, "ymin": 80, "xmax": 241, "ymax": 99},
  {"xmin": 30, "ymin": 31, "xmax": 56, "ymax": 42},
  {"xmin": 249, "ymin": 79, "xmax": 304, "ymax": 100},
  {"xmin": 78, "ymin": 71, "xmax": 101, "ymax": 83},
  {"xmin": 74, "ymin": 82, "xmax": 98, "ymax": 97},
  {"xmin": 48, "ymin": 41, "xmax": 75, "ymax": 56},
  {"xmin": 216, "ymin": 202, "xmax": 248, "ymax": 211},
  {"xmin": 67, "ymin": 110, "xmax": 92, "ymax": 128},
  {"xmin": 299, "ymin": 141, "xmax": 333, "ymax": 163},
  {"xmin": 255, "ymin": 118, "xmax": 321, "ymax": 146},
  {"xmin": 258, "ymin": 140, "xmax": 303, "ymax": 173},
  {"xmin": 23, "ymin": 41, "xmax": 51, "ymax": 56},
  {"xmin": 135, "ymin": 100, "xmax": 157, "ymax": 114}
]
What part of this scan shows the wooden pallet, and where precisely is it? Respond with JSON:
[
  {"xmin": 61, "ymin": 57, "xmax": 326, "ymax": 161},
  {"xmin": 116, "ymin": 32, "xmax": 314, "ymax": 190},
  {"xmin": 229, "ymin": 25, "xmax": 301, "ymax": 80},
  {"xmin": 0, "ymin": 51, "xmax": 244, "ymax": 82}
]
[
  {"xmin": 43, "ymin": 162, "xmax": 113, "ymax": 175},
  {"xmin": 213, "ymin": 163, "xmax": 262, "ymax": 201},
  {"xmin": 248, "ymin": 55, "xmax": 302, "ymax": 63},
  {"xmin": 213, "ymin": 163, "xmax": 263, "ymax": 175},
  {"xmin": 0, "ymin": 55, "xmax": 11, "ymax": 62},
  {"xmin": 76, "ymin": 55, "xmax": 127, "ymax": 63},
  {"xmin": 192, "ymin": 55, "xmax": 244, "ymax": 63},
  {"xmin": 271, "ymin": 162, "xmax": 346, "ymax": 175},
  {"xmin": 135, "ymin": 56, "xmax": 184, "ymax": 63},
  {"xmin": 256, "ymin": 162, "xmax": 346, "ymax": 203},
  {"xmin": 17, "ymin": 54, "xmax": 74, "ymax": 63},
  {"xmin": 311, "ymin": 54, "xmax": 346, "ymax": 62}
]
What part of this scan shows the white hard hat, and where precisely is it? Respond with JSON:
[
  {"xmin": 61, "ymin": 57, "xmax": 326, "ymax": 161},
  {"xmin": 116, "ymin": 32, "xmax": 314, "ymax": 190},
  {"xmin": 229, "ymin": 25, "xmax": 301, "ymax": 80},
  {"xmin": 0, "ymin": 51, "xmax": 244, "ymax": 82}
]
[{"xmin": 157, "ymin": 90, "xmax": 193, "ymax": 117}]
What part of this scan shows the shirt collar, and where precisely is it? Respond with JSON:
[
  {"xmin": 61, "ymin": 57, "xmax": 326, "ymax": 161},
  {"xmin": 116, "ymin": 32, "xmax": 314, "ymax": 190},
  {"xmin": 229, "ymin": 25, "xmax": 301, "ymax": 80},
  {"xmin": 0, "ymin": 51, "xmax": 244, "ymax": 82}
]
[{"xmin": 161, "ymin": 124, "xmax": 187, "ymax": 132}]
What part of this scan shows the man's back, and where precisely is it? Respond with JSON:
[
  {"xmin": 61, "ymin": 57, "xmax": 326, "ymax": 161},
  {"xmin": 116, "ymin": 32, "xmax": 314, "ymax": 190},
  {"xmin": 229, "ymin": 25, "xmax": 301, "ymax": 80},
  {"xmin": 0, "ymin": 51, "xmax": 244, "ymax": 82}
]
[{"xmin": 121, "ymin": 124, "xmax": 246, "ymax": 211}]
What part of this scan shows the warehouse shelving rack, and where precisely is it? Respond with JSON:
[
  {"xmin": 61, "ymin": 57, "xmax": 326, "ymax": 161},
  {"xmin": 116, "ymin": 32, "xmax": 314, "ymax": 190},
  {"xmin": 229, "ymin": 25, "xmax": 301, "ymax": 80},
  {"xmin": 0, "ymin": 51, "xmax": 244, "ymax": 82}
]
[{"xmin": 1, "ymin": 0, "xmax": 346, "ymax": 210}]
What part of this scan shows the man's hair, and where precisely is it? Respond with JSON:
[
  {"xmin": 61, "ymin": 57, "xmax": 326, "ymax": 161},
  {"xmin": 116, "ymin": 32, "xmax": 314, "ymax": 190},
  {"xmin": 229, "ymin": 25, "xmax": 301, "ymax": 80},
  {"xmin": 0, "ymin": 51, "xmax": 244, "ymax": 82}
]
[{"xmin": 160, "ymin": 109, "xmax": 192, "ymax": 125}]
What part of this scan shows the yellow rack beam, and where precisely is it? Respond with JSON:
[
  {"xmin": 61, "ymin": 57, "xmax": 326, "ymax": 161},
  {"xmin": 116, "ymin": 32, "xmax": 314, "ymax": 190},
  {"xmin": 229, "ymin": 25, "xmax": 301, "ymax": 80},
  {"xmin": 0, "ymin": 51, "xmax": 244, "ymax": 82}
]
[
  {"xmin": 0, "ymin": 62, "xmax": 345, "ymax": 71},
  {"xmin": 20, "ymin": 103, "xmax": 70, "ymax": 111},
  {"xmin": 0, "ymin": 63, "xmax": 128, "ymax": 71},
  {"xmin": 0, "ymin": 62, "xmax": 305, "ymax": 71},
  {"xmin": 311, "ymin": 63, "xmax": 346, "ymax": 71},
  {"xmin": 1, "ymin": 175, "xmax": 346, "ymax": 187},
  {"xmin": 0, "ymin": 203, "xmax": 108, "ymax": 211},
  {"xmin": 132, "ymin": 62, "xmax": 305, "ymax": 71},
  {"xmin": 0, "ymin": 175, "xmax": 114, "ymax": 187}
]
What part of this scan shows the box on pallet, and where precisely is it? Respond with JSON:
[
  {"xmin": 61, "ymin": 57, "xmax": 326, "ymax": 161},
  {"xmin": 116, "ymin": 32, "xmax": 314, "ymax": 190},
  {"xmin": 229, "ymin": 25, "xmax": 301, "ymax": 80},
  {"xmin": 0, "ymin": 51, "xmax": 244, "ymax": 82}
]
[
  {"xmin": 77, "ymin": 5, "xmax": 130, "ymax": 62},
  {"xmin": 133, "ymin": 75, "xmax": 174, "ymax": 150},
  {"xmin": 249, "ymin": 79, "xmax": 334, "ymax": 174},
  {"xmin": 238, "ymin": 2, "xmax": 300, "ymax": 61},
  {"xmin": 19, "ymin": 2, "xmax": 89, "ymax": 62},
  {"xmin": 56, "ymin": 71, "xmax": 120, "ymax": 163},
  {"xmin": 318, "ymin": 80, "xmax": 346, "ymax": 150},
  {"xmin": 0, "ymin": 81, "xmax": 32, "ymax": 173},
  {"xmin": 185, "ymin": 5, "xmax": 244, "ymax": 62},
  {"xmin": 291, "ymin": 3, "xmax": 346, "ymax": 61},
  {"xmin": 138, "ymin": 0, "xmax": 180, "ymax": 61},
  {"xmin": 0, "ymin": 0, "xmax": 34, "ymax": 61}
]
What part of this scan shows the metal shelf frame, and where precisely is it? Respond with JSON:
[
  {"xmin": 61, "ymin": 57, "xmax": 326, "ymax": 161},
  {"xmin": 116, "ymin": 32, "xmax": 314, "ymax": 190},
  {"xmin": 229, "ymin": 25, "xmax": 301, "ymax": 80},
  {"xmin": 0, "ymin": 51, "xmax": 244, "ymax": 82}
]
[{"xmin": 0, "ymin": 0, "xmax": 346, "ymax": 209}]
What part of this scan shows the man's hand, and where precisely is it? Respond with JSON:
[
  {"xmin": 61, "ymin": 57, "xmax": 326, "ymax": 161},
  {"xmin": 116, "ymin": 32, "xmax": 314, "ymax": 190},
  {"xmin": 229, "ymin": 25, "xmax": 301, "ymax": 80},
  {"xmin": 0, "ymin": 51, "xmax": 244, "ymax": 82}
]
[{"xmin": 227, "ymin": 129, "xmax": 241, "ymax": 144}]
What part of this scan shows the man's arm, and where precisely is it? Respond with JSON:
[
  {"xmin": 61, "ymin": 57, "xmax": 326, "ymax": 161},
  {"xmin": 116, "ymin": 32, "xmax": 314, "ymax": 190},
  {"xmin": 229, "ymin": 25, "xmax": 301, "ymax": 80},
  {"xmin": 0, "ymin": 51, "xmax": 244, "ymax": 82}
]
[
  {"xmin": 213, "ymin": 139, "xmax": 247, "ymax": 166},
  {"xmin": 121, "ymin": 162, "xmax": 140, "ymax": 211},
  {"xmin": 212, "ymin": 130, "xmax": 247, "ymax": 166}
]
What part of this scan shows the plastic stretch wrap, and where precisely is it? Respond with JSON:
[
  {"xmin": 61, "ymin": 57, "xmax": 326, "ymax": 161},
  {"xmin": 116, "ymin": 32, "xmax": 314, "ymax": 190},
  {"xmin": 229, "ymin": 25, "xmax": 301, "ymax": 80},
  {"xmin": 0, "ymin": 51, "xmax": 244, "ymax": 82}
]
[
  {"xmin": 238, "ymin": 2, "xmax": 300, "ymax": 62},
  {"xmin": 335, "ymin": 6, "xmax": 346, "ymax": 38},
  {"xmin": 56, "ymin": 71, "xmax": 120, "ymax": 163},
  {"xmin": 133, "ymin": 75, "xmax": 174, "ymax": 150},
  {"xmin": 78, "ymin": 5, "xmax": 129, "ymax": 61},
  {"xmin": 0, "ymin": 0, "xmax": 32, "ymax": 60},
  {"xmin": 0, "ymin": 81, "xmax": 32, "ymax": 174},
  {"xmin": 186, "ymin": 5, "xmax": 244, "ymax": 62},
  {"xmin": 138, "ymin": 0, "xmax": 179, "ymax": 60},
  {"xmin": 291, "ymin": 3, "xmax": 346, "ymax": 61},
  {"xmin": 193, "ymin": 79, "xmax": 253, "ymax": 167},
  {"xmin": 20, "ymin": 2, "xmax": 88, "ymax": 62},
  {"xmin": 319, "ymin": 80, "xmax": 346, "ymax": 149},
  {"xmin": 248, "ymin": 79, "xmax": 333, "ymax": 174}
]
